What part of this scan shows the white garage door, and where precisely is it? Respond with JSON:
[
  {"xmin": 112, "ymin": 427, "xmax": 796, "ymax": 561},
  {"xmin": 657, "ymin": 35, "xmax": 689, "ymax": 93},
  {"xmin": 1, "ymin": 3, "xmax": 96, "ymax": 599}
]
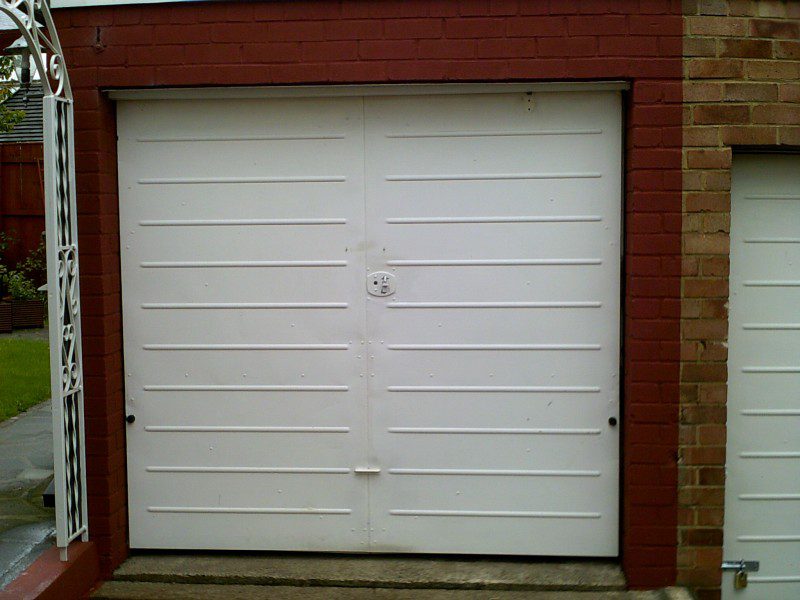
[
  {"xmin": 118, "ymin": 88, "xmax": 621, "ymax": 556},
  {"xmin": 724, "ymin": 155, "xmax": 800, "ymax": 599}
]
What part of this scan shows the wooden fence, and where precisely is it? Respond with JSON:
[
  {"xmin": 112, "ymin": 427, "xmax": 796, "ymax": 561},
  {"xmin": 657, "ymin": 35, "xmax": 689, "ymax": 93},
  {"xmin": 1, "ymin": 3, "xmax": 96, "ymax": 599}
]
[{"xmin": 0, "ymin": 142, "xmax": 45, "ymax": 267}]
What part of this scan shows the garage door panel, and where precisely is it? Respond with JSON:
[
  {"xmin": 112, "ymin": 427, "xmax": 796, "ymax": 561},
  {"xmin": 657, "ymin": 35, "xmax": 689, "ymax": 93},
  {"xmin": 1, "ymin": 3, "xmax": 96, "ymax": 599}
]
[
  {"xmin": 373, "ymin": 518, "xmax": 615, "ymax": 556},
  {"xmin": 133, "ymin": 354, "xmax": 354, "ymax": 388},
  {"xmin": 733, "ymin": 331, "xmax": 800, "ymax": 366},
  {"xmin": 374, "ymin": 394, "xmax": 613, "ymax": 426},
  {"xmin": 383, "ymin": 432, "xmax": 608, "ymax": 470},
  {"xmin": 735, "ymin": 198, "xmax": 800, "ymax": 238},
  {"xmin": 124, "ymin": 186, "xmax": 357, "ymax": 219},
  {"xmin": 130, "ymin": 447, "xmax": 358, "ymax": 472},
  {"xmin": 382, "ymin": 474, "xmax": 611, "ymax": 508},
  {"xmin": 132, "ymin": 391, "xmax": 358, "ymax": 420},
  {"xmin": 727, "ymin": 460, "xmax": 800, "ymax": 492},
  {"xmin": 380, "ymin": 184, "xmax": 616, "ymax": 222},
  {"xmin": 129, "ymin": 429, "xmax": 359, "ymax": 465},
  {"xmin": 364, "ymin": 91, "xmax": 620, "ymax": 556},
  {"xmin": 387, "ymin": 268, "xmax": 605, "ymax": 301},
  {"xmin": 120, "ymin": 90, "xmax": 621, "ymax": 556},
  {"xmin": 120, "ymin": 95, "xmax": 370, "ymax": 551},
  {"xmin": 379, "ymin": 450, "xmax": 611, "ymax": 473},
  {"xmin": 380, "ymin": 354, "xmax": 609, "ymax": 386},
  {"xmin": 386, "ymin": 350, "xmax": 612, "ymax": 378},
  {"xmin": 131, "ymin": 228, "xmax": 351, "ymax": 262},
  {"xmin": 726, "ymin": 504, "xmax": 800, "ymax": 538},
  {"xmin": 734, "ymin": 372, "xmax": 800, "ymax": 404},
  {"xmin": 380, "ymin": 224, "xmax": 609, "ymax": 258},
  {"xmin": 119, "ymin": 99, "xmax": 363, "ymax": 172},
  {"xmin": 731, "ymin": 544, "xmax": 800, "ymax": 579},
  {"xmin": 131, "ymin": 139, "xmax": 353, "ymax": 178},
  {"xmin": 730, "ymin": 382, "xmax": 800, "ymax": 417},
  {"xmin": 372, "ymin": 90, "xmax": 615, "ymax": 122},
  {"xmin": 725, "ymin": 155, "xmax": 800, "ymax": 600},
  {"xmin": 122, "ymin": 97, "xmax": 361, "ymax": 132},
  {"xmin": 135, "ymin": 472, "xmax": 360, "ymax": 503},
  {"xmin": 377, "ymin": 309, "xmax": 608, "ymax": 344},
  {"xmin": 131, "ymin": 403, "xmax": 361, "ymax": 446},
  {"xmin": 124, "ymin": 272, "xmax": 354, "ymax": 304},
  {"xmin": 376, "ymin": 392, "xmax": 613, "ymax": 422},
  {"xmin": 129, "ymin": 513, "xmax": 366, "ymax": 552},
  {"xmin": 732, "ymin": 245, "xmax": 800, "ymax": 280},
  {"xmin": 728, "ymin": 413, "xmax": 800, "ymax": 449},
  {"xmin": 730, "ymin": 288, "xmax": 800, "ymax": 323},
  {"xmin": 383, "ymin": 269, "xmax": 609, "ymax": 302},
  {"xmin": 367, "ymin": 91, "xmax": 618, "ymax": 138},
  {"xmin": 132, "ymin": 310, "xmax": 358, "ymax": 343},
  {"xmin": 133, "ymin": 476, "xmax": 358, "ymax": 508},
  {"xmin": 380, "ymin": 140, "xmax": 610, "ymax": 179}
]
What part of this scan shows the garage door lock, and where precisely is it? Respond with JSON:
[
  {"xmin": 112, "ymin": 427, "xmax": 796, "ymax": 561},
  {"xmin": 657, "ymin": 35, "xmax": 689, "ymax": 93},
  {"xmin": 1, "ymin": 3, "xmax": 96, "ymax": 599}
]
[
  {"xmin": 721, "ymin": 560, "xmax": 759, "ymax": 589},
  {"xmin": 367, "ymin": 272, "xmax": 396, "ymax": 297}
]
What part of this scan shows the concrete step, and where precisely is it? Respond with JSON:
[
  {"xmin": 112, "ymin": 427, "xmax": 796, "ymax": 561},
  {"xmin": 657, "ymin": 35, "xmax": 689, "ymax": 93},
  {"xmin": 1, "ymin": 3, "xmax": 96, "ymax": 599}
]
[
  {"xmin": 112, "ymin": 554, "xmax": 627, "ymax": 592},
  {"xmin": 93, "ymin": 581, "xmax": 676, "ymax": 600}
]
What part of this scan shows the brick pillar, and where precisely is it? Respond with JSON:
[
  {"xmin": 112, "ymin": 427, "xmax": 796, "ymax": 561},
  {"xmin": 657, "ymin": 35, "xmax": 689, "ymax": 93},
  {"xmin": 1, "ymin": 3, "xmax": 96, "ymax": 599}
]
[{"xmin": 680, "ymin": 2, "xmax": 800, "ymax": 599}]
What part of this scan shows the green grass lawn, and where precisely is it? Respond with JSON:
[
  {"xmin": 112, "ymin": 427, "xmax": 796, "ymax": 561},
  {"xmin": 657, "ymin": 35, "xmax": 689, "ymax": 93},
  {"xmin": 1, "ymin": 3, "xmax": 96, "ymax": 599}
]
[{"xmin": 0, "ymin": 339, "xmax": 50, "ymax": 422}]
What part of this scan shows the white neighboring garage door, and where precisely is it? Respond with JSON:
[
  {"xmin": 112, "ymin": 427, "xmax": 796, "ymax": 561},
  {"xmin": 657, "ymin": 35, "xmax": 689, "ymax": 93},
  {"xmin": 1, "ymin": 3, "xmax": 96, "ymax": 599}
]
[
  {"xmin": 118, "ymin": 88, "xmax": 622, "ymax": 556},
  {"xmin": 724, "ymin": 155, "xmax": 800, "ymax": 600}
]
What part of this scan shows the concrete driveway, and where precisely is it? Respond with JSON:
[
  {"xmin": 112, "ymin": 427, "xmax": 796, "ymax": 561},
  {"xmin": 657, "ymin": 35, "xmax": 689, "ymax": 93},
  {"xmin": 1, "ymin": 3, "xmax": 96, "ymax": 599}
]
[{"xmin": 0, "ymin": 400, "xmax": 55, "ymax": 589}]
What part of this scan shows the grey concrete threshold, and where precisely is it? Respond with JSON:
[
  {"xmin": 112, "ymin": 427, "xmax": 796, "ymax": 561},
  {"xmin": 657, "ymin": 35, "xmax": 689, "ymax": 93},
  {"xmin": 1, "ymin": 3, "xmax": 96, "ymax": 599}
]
[
  {"xmin": 113, "ymin": 554, "xmax": 626, "ymax": 592},
  {"xmin": 94, "ymin": 581, "xmax": 671, "ymax": 600}
]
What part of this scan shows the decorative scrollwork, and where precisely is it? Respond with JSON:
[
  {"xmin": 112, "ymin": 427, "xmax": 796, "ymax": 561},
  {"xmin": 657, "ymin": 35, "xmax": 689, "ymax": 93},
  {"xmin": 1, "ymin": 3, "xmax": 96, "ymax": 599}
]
[
  {"xmin": 0, "ymin": 0, "xmax": 72, "ymax": 101},
  {"xmin": 49, "ymin": 52, "xmax": 64, "ymax": 96}
]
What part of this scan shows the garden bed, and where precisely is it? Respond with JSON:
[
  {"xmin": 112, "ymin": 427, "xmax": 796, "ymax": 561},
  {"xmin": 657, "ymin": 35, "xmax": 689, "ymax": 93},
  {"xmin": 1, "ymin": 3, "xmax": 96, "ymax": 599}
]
[{"xmin": 11, "ymin": 299, "xmax": 45, "ymax": 329}]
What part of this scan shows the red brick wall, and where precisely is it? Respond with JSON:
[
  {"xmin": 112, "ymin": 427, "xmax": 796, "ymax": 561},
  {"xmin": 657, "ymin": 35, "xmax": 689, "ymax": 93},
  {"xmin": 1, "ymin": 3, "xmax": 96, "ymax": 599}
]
[{"xmin": 53, "ymin": 0, "xmax": 683, "ymax": 586}]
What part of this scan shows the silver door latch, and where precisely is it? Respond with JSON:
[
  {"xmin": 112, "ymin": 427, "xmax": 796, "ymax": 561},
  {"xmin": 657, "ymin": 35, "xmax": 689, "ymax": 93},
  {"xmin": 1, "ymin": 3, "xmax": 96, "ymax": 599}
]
[
  {"xmin": 353, "ymin": 467, "xmax": 381, "ymax": 474},
  {"xmin": 722, "ymin": 560, "xmax": 759, "ymax": 589},
  {"xmin": 367, "ymin": 272, "xmax": 396, "ymax": 297}
]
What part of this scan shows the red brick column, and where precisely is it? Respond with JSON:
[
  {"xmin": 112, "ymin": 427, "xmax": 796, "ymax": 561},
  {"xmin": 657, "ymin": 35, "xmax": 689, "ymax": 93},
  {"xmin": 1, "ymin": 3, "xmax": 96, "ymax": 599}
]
[
  {"xmin": 73, "ymin": 86, "xmax": 128, "ymax": 572},
  {"xmin": 624, "ymin": 76, "xmax": 683, "ymax": 587},
  {"xmin": 54, "ymin": 0, "xmax": 683, "ymax": 584}
]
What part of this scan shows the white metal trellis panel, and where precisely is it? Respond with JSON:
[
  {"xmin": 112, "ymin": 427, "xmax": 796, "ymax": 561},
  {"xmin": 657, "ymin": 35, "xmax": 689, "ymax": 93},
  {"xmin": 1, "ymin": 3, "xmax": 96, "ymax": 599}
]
[
  {"xmin": 0, "ymin": 0, "xmax": 89, "ymax": 559},
  {"xmin": 724, "ymin": 154, "xmax": 800, "ymax": 600},
  {"xmin": 44, "ymin": 93, "xmax": 89, "ymax": 555}
]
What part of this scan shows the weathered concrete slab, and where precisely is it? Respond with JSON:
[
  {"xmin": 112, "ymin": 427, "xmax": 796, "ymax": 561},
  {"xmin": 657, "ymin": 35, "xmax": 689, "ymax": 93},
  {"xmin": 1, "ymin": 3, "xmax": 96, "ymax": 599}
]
[
  {"xmin": 17, "ymin": 468, "xmax": 53, "ymax": 482},
  {"xmin": 0, "ymin": 521, "xmax": 55, "ymax": 590},
  {"xmin": 0, "ymin": 401, "xmax": 54, "ymax": 493},
  {"xmin": 94, "ymin": 581, "xmax": 668, "ymax": 600},
  {"xmin": 114, "ymin": 554, "xmax": 626, "ymax": 591},
  {"xmin": 0, "ymin": 400, "xmax": 55, "ymax": 590}
]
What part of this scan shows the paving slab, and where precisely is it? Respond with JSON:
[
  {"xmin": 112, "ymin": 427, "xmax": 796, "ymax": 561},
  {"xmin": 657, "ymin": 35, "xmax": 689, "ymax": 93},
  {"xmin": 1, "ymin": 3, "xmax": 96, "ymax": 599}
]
[
  {"xmin": 17, "ymin": 468, "xmax": 53, "ymax": 482},
  {"xmin": 0, "ymin": 521, "xmax": 55, "ymax": 589},
  {"xmin": 0, "ymin": 400, "xmax": 55, "ymax": 591},
  {"xmin": 94, "ymin": 581, "xmax": 667, "ymax": 600},
  {"xmin": 0, "ymin": 401, "xmax": 54, "ymax": 492},
  {"xmin": 115, "ymin": 554, "xmax": 626, "ymax": 591}
]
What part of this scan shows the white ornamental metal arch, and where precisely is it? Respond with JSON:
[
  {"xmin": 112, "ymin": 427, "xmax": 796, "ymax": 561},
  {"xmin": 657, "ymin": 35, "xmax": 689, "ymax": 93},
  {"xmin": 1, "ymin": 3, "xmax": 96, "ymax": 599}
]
[{"xmin": 0, "ymin": 0, "xmax": 87, "ymax": 560}]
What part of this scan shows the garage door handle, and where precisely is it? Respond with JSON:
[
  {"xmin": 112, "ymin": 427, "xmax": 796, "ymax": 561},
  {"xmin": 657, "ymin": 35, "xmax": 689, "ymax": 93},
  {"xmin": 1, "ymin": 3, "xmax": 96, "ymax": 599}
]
[{"xmin": 354, "ymin": 467, "xmax": 381, "ymax": 474}]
